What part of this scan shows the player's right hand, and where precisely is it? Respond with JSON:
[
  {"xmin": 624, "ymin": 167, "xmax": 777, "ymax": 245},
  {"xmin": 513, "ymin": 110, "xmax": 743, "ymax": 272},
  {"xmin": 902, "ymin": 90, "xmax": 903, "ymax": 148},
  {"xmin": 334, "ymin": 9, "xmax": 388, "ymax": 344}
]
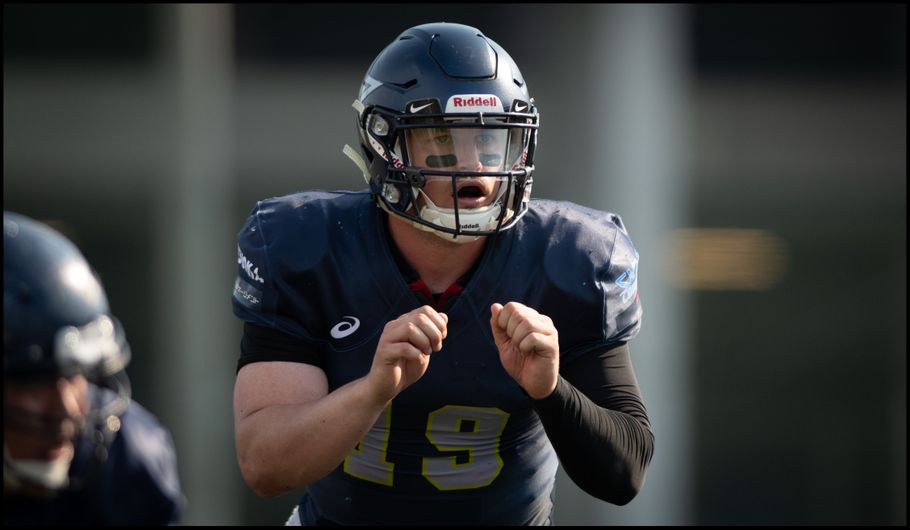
[{"xmin": 366, "ymin": 305, "xmax": 447, "ymax": 404}]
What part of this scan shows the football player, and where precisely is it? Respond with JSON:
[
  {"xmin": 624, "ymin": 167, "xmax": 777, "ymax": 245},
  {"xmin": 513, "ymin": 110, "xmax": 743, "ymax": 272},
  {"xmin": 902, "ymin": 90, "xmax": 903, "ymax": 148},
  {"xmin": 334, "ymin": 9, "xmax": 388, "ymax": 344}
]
[
  {"xmin": 3, "ymin": 212, "xmax": 184, "ymax": 525},
  {"xmin": 232, "ymin": 22, "xmax": 653, "ymax": 525}
]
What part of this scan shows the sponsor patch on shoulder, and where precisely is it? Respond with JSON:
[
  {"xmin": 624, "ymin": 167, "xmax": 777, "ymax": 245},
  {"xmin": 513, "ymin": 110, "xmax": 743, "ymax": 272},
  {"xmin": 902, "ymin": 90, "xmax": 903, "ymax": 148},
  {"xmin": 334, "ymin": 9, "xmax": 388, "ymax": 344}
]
[
  {"xmin": 233, "ymin": 277, "xmax": 263, "ymax": 309},
  {"xmin": 237, "ymin": 246, "xmax": 265, "ymax": 284}
]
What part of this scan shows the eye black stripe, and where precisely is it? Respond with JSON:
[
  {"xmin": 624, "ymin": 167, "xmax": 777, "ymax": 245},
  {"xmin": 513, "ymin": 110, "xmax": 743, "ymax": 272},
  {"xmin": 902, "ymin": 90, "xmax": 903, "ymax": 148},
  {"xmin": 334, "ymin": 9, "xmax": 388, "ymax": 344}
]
[{"xmin": 425, "ymin": 154, "xmax": 458, "ymax": 168}]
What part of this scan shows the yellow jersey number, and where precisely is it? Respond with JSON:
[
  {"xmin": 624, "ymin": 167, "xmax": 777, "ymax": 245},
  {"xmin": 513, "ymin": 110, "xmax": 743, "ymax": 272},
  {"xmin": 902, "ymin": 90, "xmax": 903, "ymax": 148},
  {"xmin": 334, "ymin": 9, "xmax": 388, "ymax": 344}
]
[{"xmin": 343, "ymin": 403, "xmax": 510, "ymax": 490}]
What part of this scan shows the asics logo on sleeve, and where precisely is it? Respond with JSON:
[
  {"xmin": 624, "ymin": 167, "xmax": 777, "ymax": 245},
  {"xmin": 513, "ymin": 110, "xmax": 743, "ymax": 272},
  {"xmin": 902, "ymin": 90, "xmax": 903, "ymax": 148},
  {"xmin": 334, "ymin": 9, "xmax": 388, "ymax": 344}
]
[{"xmin": 330, "ymin": 316, "xmax": 361, "ymax": 339}]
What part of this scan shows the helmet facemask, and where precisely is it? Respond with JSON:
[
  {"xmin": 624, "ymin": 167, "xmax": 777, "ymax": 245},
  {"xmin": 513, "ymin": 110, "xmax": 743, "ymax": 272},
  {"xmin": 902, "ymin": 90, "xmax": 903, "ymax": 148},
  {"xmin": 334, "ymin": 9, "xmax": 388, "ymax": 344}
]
[
  {"xmin": 342, "ymin": 22, "xmax": 540, "ymax": 242},
  {"xmin": 3, "ymin": 314, "xmax": 131, "ymax": 496},
  {"xmin": 361, "ymin": 106, "xmax": 537, "ymax": 243}
]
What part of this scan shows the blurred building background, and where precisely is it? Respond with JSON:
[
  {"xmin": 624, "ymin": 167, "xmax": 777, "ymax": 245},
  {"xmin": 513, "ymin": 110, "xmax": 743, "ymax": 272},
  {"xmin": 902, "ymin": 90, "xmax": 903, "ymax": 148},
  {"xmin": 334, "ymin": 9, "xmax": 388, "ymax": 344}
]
[{"xmin": 4, "ymin": 4, "xmax": 905, "ymax": 525}]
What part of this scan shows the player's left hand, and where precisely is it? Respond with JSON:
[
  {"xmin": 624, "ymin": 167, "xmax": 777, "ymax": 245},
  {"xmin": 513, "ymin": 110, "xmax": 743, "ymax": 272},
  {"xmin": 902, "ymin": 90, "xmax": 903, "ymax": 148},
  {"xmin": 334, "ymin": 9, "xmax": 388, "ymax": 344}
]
[{"xmin": 490, "ymin": 302, "xmax": 559, "ymax": 400}]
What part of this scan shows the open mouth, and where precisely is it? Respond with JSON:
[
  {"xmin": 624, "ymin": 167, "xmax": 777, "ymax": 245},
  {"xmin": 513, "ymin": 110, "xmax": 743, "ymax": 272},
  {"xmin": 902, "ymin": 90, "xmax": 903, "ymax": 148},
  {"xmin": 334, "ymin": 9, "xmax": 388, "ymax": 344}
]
[
  {"xmin": 453, "ymin": 182, "xmax": 489, "ymax": 208},
  {"xmin": 456, "ymin": 185, "xmax": 484, "ymax": 199}
]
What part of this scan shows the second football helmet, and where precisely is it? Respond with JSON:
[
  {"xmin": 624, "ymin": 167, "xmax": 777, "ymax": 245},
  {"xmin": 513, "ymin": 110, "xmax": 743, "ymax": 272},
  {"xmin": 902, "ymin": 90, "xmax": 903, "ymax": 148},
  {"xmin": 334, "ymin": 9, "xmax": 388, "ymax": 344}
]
[{"xmin": 3, "ymin": 211, "xmax": 131, "ymax": 493}]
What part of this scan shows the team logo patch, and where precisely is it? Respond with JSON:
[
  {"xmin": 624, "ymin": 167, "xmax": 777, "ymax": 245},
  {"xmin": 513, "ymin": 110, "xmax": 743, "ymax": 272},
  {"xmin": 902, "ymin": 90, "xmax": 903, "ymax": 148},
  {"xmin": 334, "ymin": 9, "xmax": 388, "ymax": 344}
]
[
  {"xmin": 615, "ymin": 252, "xmax": 640, "ymax": 304},
  {"xmin": 359, "ymin": 74, "xmax": 382, "ymax": 100}
]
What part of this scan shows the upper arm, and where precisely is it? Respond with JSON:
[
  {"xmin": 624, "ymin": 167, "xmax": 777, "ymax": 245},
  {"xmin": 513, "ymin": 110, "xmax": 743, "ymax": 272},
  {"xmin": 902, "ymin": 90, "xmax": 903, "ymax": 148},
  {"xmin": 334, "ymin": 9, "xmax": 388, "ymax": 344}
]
[
  {"xmin": 232, "ymin": 361, "xmax": 331, "ymax": 495},
  {"xmin": 233, "ymin": 361, "xmax": 329, "ymax": 426}
]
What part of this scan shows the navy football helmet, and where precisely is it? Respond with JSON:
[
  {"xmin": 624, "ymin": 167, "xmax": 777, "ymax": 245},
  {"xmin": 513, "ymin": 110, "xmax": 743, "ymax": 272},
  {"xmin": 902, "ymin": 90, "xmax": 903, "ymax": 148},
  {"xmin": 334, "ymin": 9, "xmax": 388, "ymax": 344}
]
[
  {"xmin": 343, "ymin": 22, "xmax": 539, "ymax": 242},
  {"xmin": 4, "ymin": 211, "xmax": 131, "ymax": 493}
]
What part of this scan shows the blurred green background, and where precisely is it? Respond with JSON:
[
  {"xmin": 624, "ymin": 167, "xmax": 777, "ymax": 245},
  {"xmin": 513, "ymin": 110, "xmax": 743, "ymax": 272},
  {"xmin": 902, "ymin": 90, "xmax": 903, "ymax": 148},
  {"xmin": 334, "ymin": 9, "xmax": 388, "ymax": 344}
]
[{"xmin": 4, "ymin": 4, "xmax": 905, "ymax": 525}]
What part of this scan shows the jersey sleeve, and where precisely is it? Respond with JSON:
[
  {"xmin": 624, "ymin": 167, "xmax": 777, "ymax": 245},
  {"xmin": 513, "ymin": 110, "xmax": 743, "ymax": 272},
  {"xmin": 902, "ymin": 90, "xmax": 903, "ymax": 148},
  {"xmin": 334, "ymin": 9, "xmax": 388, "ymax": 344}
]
[
  {"xmin": 232, "ymin": 202, "xmax": 278, "ymax": 324},
  {"xmin": 549, "ymin": 208, "xmax": 642, "ymax": 366},
  {"xmin": 231, "ymin": 201, "xmax": 324, "ymax": 355}
]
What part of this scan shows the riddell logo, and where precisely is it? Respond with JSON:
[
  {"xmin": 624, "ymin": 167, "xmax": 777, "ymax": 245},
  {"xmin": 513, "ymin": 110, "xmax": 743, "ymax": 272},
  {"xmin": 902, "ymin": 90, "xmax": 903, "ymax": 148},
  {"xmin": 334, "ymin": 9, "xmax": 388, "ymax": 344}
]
[
  {"xmin": 445, "ymin": 94, "xmax": 503, "ymax": 113},
  {"xmin": 452, "ymin": 96, "xmax": 499, "ymax": 108}
]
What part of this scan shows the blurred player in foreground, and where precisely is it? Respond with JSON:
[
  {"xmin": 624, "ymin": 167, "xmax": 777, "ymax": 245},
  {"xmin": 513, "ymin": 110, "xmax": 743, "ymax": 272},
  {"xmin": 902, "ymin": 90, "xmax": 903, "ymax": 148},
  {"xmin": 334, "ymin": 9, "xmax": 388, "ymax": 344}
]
[{"xmin": 4, "ymin": 211, "xmax": 184, "ymax": 525}]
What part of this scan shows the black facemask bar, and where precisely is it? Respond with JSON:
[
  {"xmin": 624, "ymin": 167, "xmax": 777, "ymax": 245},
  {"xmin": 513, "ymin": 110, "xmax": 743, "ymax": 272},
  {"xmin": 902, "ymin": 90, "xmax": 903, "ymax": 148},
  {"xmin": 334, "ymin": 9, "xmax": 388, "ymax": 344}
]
[{"xmin": 3, "ymin": 315, "xmax": 132, "ymax": 494}]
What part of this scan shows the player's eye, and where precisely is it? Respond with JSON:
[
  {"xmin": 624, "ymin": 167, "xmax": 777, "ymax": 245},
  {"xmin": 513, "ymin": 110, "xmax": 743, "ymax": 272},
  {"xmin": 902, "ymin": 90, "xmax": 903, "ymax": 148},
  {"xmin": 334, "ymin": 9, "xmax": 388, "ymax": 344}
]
[{"xmin": 433, "ymin": 134, "xmax": 452, "ymax": 145}]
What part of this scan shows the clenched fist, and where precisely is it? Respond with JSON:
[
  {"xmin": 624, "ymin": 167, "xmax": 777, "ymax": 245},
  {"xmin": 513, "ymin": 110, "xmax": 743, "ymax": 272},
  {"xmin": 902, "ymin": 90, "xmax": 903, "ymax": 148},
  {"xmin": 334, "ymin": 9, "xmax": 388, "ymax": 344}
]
[
  {"xmin": 490, "ymin": 302, "xmax": 559, "ymax": 399},
  {"xmin": 366, "ymin": 305, "xmax": 448, "ymax": 405}
]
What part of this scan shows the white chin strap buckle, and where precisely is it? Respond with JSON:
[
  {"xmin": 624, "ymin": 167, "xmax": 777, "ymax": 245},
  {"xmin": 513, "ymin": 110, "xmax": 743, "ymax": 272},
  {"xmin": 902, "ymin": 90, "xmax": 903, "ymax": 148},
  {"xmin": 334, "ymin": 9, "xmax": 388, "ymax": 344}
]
[{"xmin": 415, "ymin": 187, "xmax": 513, "ymax": 243}]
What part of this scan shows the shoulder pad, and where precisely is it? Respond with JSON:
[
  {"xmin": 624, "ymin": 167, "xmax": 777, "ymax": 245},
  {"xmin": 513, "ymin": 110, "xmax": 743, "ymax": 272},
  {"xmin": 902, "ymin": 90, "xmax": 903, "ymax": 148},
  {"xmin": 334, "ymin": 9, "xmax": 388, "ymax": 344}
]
[
  {"xmin": 101, "ymin": 401, "xmax": 184, "ymax": 524},
  {"xmin": 232, "ymin": 191, "xmax": 375, "ymax": 344},
  {"xmin": 521, "ymin": 201, "xmax": 642, "ymax": 361}
]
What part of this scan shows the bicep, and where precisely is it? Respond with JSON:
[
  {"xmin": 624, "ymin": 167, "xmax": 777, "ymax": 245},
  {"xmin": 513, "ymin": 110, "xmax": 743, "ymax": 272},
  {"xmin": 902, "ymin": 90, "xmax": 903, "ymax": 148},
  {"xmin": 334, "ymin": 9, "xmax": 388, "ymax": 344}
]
[{"xmin": 233, "ymin": 361, "xmax": 329, "ymax": 425}]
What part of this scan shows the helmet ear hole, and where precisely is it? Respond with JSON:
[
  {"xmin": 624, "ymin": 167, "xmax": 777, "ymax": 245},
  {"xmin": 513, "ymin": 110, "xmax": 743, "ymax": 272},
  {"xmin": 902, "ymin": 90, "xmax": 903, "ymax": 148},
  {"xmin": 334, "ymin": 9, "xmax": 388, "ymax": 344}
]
[{"xmin": 383, "ymin": 183, "xmax": 402, "ymax": 204}]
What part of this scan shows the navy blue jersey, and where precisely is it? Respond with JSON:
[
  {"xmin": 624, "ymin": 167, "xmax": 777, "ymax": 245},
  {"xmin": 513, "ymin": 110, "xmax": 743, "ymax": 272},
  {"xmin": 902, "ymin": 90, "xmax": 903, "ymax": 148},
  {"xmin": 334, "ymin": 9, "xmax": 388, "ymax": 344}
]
[
  {"xmin": 2, "ymin": 391, "xmax": 184, "ymax": 526},
  {"xmin": 232, "ymin": 191, "xmax": 641, "ymax": 525}
]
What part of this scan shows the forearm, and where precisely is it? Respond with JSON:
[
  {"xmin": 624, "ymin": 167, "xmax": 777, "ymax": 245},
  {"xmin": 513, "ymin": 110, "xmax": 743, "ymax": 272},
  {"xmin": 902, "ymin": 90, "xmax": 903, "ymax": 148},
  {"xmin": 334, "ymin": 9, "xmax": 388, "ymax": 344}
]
[
  {"xmin": 534, "ymin": 375, "xmax": 654, "ymax": 505},
  {"xmin": 235, "ymin": 309, "xmax": 442, "ymax": 498},
  {"xmin": 236, "ymin": 376, "xmax": 388, "ymax": 497}
]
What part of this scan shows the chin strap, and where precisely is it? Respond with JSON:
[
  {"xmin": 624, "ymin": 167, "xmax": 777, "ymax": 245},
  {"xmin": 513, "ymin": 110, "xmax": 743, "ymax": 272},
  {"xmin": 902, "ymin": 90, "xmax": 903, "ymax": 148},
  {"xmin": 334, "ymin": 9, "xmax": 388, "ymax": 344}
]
[
  {"xmin": 343, "ymin": 144, "xmax": 372, "ymax": 186},
  {"xmin": 342, "ymin": 142, "xmax": 486, "ymax": 243},
  {"xmin": 413, "ymin": 182, "xmax": 515, "ymax": 244},
  {"xmin": 412, "ymin": 217, "xmax": 482, "ymax": 244},
  {"xmin": 344, "ymin": 98, "xmax": 374, "ymax": 186}
]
